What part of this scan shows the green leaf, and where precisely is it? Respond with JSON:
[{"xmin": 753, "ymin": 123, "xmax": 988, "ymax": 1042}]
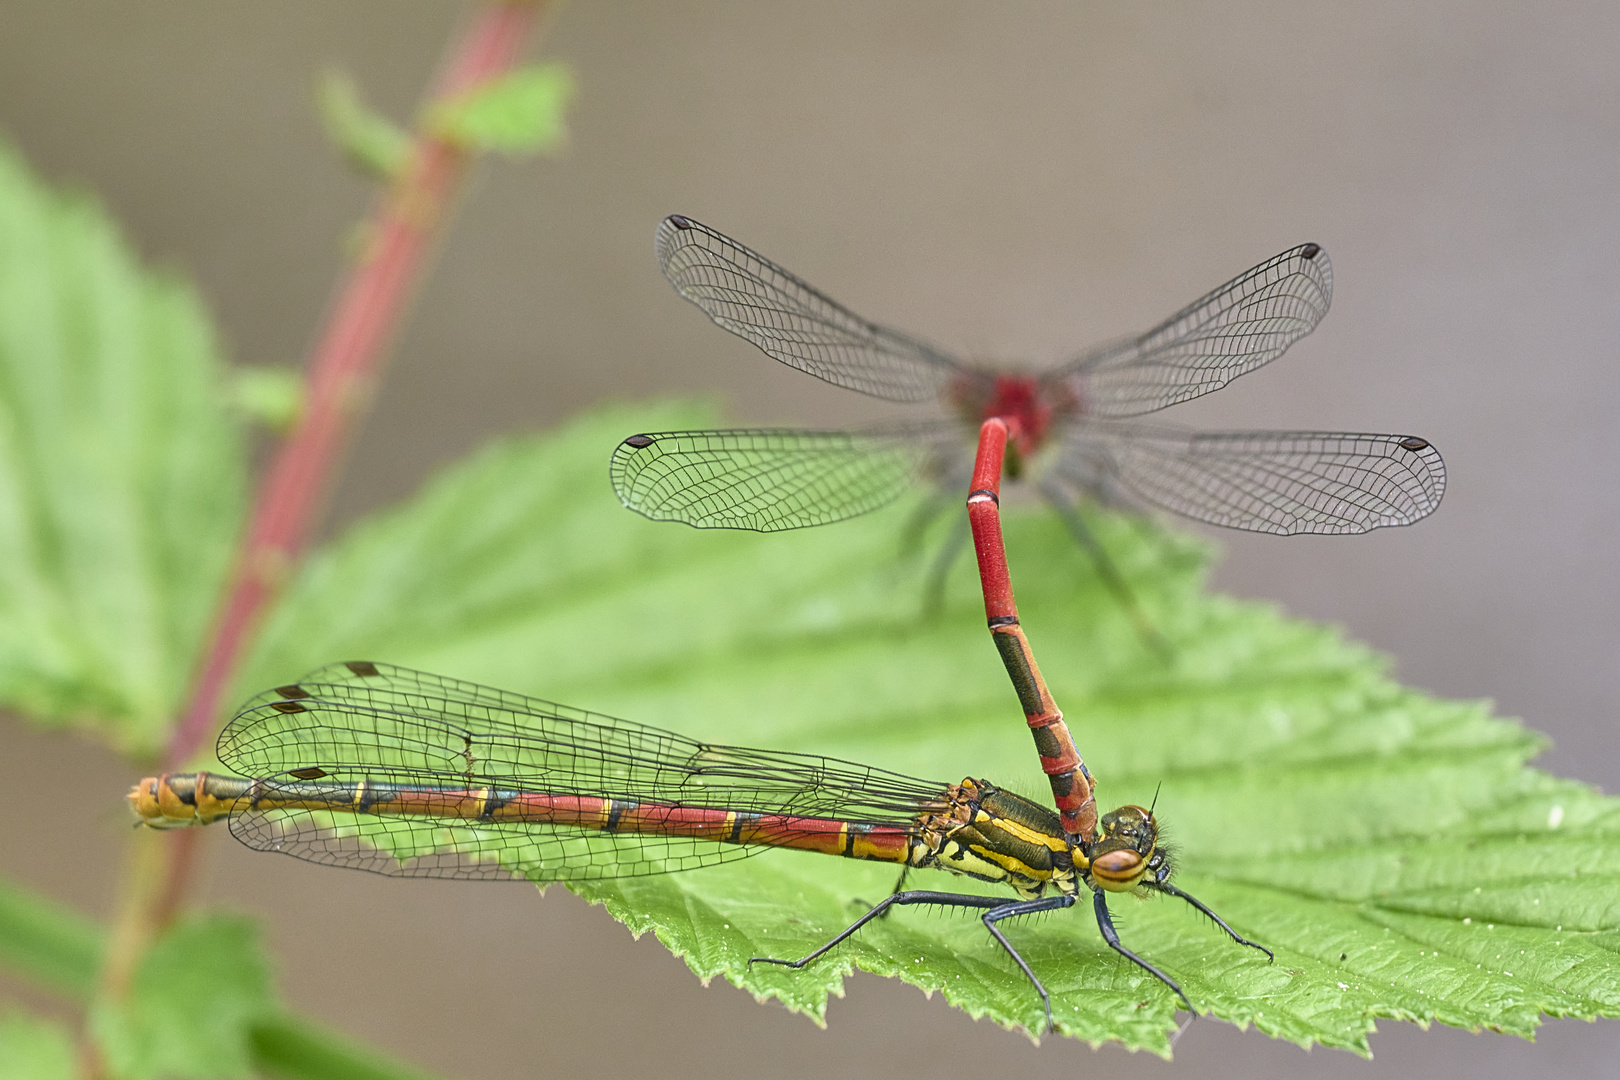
[
  {"xmin": 0, "ymin": 1011, "xmax": 77, "ymax": 1080},
  {"xmin": 0, "ymin": 872, "xmax": 444, "ymax": 1080},
  {"xmin": 0, "ymin": 874, "xmax": 102, "ymax": 996},
  {"xmin": 430, "ymin": 63, "xmax": 575, "ymax": 156},
  {"xmin": 225, "ymin": 364, "xmax": 303, "ymax": 434},
  {"xmin": 0, "ymin": 141, "xmax": 247, "ymax": 753},
  {"xmin": 91, "ymin": 914, "xmax": 274, "ymax": 1080},
  {"xmin": 248, "ymin": 1016, "xmax": 441, "ymax": 1080},
  {"xmin": 317, "ymin": 71, "xmax": 411, "ymax": 181},
  {"xmin": 236, "ymin": 401, "xmax": 1620, "ymax": 1055}
]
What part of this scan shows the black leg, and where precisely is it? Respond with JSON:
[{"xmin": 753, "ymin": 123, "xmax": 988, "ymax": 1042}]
[
  {"xmin": 751, "ymin": 890, "xmax": 1074, "ymax": 1035},
  {"xmin": 982, "ymin": 893, "xmax": 1078, "ymax": 1034},
  {"xmin": 1151, "ymin": 881, "xmax": 1274, "ymax": 962},
  {"xmin": 883, "ymin": 864, "xmax": 911, "ymax": 902},
  {"xmin": 1092, "ymin": 889, "xmax": 1192, "ymax": 1010},
  {"xmin": 749, "ymin": 890, "xmax": 1005, "ymax": 971},
  {"xmin": 855, "ymin": 865, "xmax": 911, "ymax": 917},
  {"xmin": 1037, "ymin": 478, "xmax": 1173, "ymax": 661}
]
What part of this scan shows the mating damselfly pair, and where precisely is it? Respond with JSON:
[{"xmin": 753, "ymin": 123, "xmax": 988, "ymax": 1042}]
[
  {"xmin": 134, "ymin": 420, "xmax": 1270, "ymax": 1034},
  {"xmin": 133, "ymin": 218, "xmax": 1447, "ymax": 1033}
]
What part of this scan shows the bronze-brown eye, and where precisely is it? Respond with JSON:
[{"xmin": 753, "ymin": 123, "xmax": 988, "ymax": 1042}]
[{"xmin": 1090, "ymin": 848, "xmax": 1147, "ymax": 890}]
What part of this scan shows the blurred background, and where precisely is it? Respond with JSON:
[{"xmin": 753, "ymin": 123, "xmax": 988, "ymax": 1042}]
[{"xmin": 1, "ymin": 1, "xmax": 1616, "ymax": 1076}]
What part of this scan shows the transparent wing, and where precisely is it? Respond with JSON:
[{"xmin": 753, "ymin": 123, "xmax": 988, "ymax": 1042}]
[
  {"xmin": 1049, "ymin": 244, "xmax": 1333, "ymax": 418},
  {"xmin": 610, "ymin": 424, "xmax": 963, "ymax": 531},
  {"xmin": 228, "ymin": 765, "xmax": 777, "ymax": 882},
  {"xmin": 657, "ymin": 215, "xmax": 965, "ymax": 402},
  {"xmin": 1057, "ymin": 426, "xmax": 1445, "ymax": 534},
  {"xmin": 218, "ymin": 661, "xmax": 946, "ymax": 880}
]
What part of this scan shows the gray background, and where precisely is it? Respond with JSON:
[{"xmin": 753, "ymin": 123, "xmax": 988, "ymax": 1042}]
[{"xmin": 2, "ymin": 2, "xmax": 1616, "ymax": 1077}]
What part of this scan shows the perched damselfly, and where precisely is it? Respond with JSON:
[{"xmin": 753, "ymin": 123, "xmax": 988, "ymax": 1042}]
[
  {"xmin": 131, "ymin": 660, "xmax": 1267, "ymax": 1032},
  {"xmin": 612, "ymin": 215, "xmax": 1446, "ymax": 624}
]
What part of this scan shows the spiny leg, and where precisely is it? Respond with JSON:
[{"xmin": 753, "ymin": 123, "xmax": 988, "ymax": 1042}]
[
  {"xmin": 853, "ymin": 864, "xmax": 910, "ymax": 917},
  {"xmin": 1151, "ymin": 881, "xmax": 1273, "ymax": 962},
  {"xmin": 750, "ymin": 890, "xmax": 1004, "ymax": 972},
  {"xmin": 982, "ymin": 893, "xmax": 1078, "ymax": 1034},
  {"xmin": 1037, "ymin": 477, "xmax": 1173, "ymax": 660},
  {"xmin": 1092, "ymin": 889, "xmax": 1191, "ymax": 1010}
]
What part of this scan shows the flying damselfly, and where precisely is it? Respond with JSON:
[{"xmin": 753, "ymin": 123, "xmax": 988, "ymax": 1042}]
[
  {"xmin": 130, "ymin": 660, "xmax": 1269, "ymax": 1033},
  {"xmin": 611, "ymin": 215, "xmax": 1446, "ymax": 628}
]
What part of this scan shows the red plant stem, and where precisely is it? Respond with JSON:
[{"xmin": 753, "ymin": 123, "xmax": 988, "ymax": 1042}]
[
  {"xmin": 162, "ymin": 2, "xmax": 541, "ymax": 770},
  {"xmin": 967, "ymin": 418, "xmax": 1097, "ymax": 842}
]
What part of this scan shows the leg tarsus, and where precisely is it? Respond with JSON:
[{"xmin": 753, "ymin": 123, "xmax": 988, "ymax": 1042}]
[
  {"xmin": 1152, "ymin": 881, "xmax": 1274, "ymax": 962},
  {"xmin": 751, "ymin": 889, "xmax": 1074, "ymax": 1037},
  {"xmin": 982, "ymin": 894, "xmax": 1077, "ymax": 1035},
  {"xmin": 1093, "ymin": 889, "xmax": 1192, "ymax": 1010},
  {"xmin": 749, "ymin": 890, "xmax": 1004, "ymax": 970}
]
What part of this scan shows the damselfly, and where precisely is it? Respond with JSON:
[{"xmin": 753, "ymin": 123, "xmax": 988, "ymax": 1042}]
[
  {"xmin": 612, "ymin": 215, "xmax": 1446, "ymax": 622},
  {"xmin": 130, "ymin": 660, "xmax": 1268, "ymax": 1032}
]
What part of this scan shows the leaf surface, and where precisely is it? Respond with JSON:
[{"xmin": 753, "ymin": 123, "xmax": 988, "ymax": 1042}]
[
  {"xmin": 236, "ymin": 402, "xmax": 1620, "ymax": 1054},
  {"xmin": 91, "ymin": 915, "xmax": 274, "ymax": 1080},
  {"xmin": 0, "ymin": 873, "xmax": 444, "ymax": 1080},
  {"xmin": 0, "ymin": 1011, "xmax": 77, "ymax": 1080},
  {"xmin": 431, "ymin": 63, "xmax": 575, "ymax": 155},
  {"xmin": 317, "ymin": 71, "xmax": 411, "ymax": 181},
  {"xmin": 0, "ymin": 142, "xmax": 246, "ymax": 752}
]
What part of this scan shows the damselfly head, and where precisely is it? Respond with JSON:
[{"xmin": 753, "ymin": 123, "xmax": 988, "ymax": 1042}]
[{"xmin": 1088, "ymin": 804, "xmax": 1160, "ymax": 892}]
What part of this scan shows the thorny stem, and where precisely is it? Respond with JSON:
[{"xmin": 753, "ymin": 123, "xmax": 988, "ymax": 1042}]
[
  {"xmin": 164, "ymin": 0, "xmax": 541, "ymax": 770},
  {"xmin": 83, "ymin": 4, "xmax": 548, "ymax": 1076}
]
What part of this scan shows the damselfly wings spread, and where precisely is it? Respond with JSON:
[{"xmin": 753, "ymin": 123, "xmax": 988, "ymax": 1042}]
[{"xmin": 614, "ymin": 215, "xmax": 1444, "ymax": 537}]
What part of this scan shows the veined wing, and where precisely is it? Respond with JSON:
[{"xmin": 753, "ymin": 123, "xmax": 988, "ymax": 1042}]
[
  {"xmin": 217, "ymin": 661, "xmax": 945, "ymax": 880},
  {"xmin": 1057, "ymin": 426, "xmax": 1445, "ymax": 534},
  {"xmin": 657, "ymin": 215, "xmax": 964, "ymax": 403},
  {"xmin": 1050, "ymin": 244, "xmax": 1333, "ymax": 418},
  {"xmin": 610, "ymin": 424, "xmax": 961, "ymax": 532}
]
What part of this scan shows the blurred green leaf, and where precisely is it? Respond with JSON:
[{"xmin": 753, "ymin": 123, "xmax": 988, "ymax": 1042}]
[
  {"xmin": 0, "ymin": 1010, "xmax": 77, "ymax": 1080},
  {"xmin": 0, "ymin": 875, "xmax": 101, "ymax": 996},
  {"xmin": 0, "ymin": 141, "xmax": 247, "ymax": 753},
  {"xmin": 225, "ymin": 364, "xmax": 303, "ymax": 433},
  {"xmin": 317, "ymin": 71, "xmax": 411, "ymax": 181},
  {"xmin": 0, "ymin": 871, "xmax": 442, "ymax": 1080},
  {"xmin": 249, "ymin": 1017, "xmax": 440, "ymax": 1080},
  {"xmin": 234, "ymin": 402, "xmax": 1620, "ymax": 1055},
  {"xmin": 431, "ymin": 63, "xmax": 575, "ymax": 155},
  {"xmin": 91, "ymin": 915, "xmax": 274, "ymax": 1080}
]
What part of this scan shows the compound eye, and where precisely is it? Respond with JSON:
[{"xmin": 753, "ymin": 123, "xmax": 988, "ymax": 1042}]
[{"xmin": 1090, "ymin": 848, "xmax": 1146, "ymax": 890}]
